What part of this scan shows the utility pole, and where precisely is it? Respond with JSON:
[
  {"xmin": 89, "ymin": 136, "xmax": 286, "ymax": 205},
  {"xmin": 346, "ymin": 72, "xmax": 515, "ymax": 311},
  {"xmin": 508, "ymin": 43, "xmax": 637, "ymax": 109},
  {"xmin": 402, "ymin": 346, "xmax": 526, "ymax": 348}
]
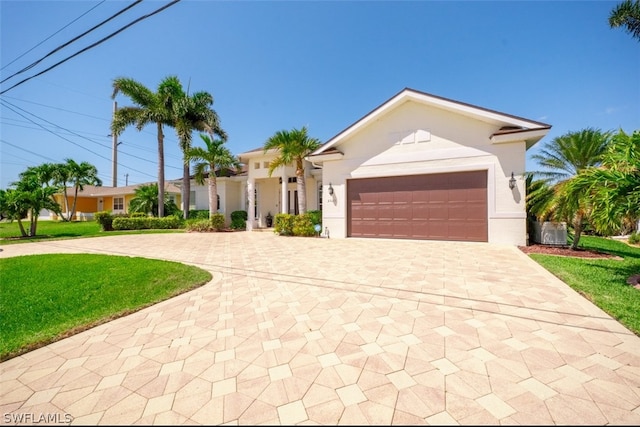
[
  {"xmin": 125, "ymin": 173, "xmax": 129, "ymax": 186},
  {"xmin": 112, "ymin": 101, "xmax": 118, "ymax": 187}
]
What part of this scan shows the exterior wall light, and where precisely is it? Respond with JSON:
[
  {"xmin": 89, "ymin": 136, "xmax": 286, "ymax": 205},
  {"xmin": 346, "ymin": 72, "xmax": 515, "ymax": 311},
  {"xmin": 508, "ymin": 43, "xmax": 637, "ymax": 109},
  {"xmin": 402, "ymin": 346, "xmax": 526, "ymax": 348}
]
[
  {"xmin": 328, "ymin": 183, "xmax": 334, "ymax": 196},
  {"xmin": 509, "ymin": 172, "xmax": 516, "ymax": 190}
]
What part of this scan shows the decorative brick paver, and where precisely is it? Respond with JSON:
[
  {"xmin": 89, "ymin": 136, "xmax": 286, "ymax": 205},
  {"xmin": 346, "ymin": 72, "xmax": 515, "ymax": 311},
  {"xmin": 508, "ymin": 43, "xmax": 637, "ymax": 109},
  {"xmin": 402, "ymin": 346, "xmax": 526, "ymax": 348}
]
[{"xmin": 1, "ymin": 232, "xmax": 640, "ymax": 425}]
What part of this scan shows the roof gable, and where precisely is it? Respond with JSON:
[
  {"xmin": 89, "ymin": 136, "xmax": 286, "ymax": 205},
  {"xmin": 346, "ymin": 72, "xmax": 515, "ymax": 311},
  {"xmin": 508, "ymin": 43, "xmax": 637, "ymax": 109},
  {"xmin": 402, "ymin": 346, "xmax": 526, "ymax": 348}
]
[{"xmin": 311, "ymin": 88, "xmax": 551, "ymax": 156}]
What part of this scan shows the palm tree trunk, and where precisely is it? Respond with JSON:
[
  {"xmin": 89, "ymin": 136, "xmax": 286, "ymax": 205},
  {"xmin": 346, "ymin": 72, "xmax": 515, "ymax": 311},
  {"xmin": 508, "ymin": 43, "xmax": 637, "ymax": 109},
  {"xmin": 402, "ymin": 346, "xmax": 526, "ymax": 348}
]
[
  {"xmin": 157, "ymin": 122, "xmax": 165, "ymax": 218},
  {"xmin": 62, "ymin": 188, "xmax": 71, "ymax": 221},
  {"xmin": 571, "ymin": 213, "xmax": 583, "ymax": 250},
  {"xmin": 17, "ymin": 218, "xmax": 27, "ymax": 237},
  {"xmin": 296, "ymin": 161, "xmax": 306, "ymax": 215},
  {"xmin": 208, "ymin": 175, "xmax": 217, "ymax": 219},
  {"xmin": 183, "ymin": 163, "xmax": 190, "ymax": 220},
  {"xmin": 70, "ymin": 186, "xmax": 79, "ymax": 221},
  {"xmin": 30, "ymin": 213, "xmax": 38, "ymax": 236}
]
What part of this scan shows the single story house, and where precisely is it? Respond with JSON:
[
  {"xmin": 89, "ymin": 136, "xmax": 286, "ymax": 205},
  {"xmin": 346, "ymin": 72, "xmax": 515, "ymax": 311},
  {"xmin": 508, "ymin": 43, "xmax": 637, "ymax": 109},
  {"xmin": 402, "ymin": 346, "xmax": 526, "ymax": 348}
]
[
  {"xmin": 240, "ymin": 88, "xmax": 551, "ymax": 245},
  {"xmin": 51, "ymin": 182, "xmax": 182, "ymax": 221}
]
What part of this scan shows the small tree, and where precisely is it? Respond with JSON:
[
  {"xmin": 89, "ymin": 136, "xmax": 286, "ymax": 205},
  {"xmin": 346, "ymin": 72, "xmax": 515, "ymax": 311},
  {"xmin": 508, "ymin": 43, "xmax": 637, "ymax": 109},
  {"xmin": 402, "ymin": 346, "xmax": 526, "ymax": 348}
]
[
  {"xmin": 263, "ymin": 126, "xmax": 321, "ymax": 215},
  {"xmin": 185, "ymin": 133, "xmax": 240, "ymax": 219},
  {"xmin": 530, "ymin": 128, "xmax": 612, "ymax": 249}
]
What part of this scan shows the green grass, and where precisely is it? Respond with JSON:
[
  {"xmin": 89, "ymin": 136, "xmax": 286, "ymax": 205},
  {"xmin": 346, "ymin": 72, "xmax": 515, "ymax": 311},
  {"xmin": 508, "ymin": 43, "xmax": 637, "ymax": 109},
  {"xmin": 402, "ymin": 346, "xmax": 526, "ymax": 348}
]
[
  {"xmin": 0, "ymin": 219, "xmax": 184, "ymax": 245},
  {"xmin": 0, "ymin": 254, "xmax": 212, "ymax": 361},
  {"xmin": 529, "ymin": 235, "xmax": 640, "ymax": 336}
]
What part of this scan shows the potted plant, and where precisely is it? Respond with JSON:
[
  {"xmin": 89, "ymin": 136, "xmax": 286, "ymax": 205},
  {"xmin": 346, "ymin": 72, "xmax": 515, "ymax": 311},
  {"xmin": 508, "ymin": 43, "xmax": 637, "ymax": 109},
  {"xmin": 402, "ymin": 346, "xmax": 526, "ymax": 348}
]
[{"xmin": 266, "ymin": 212, "xmax": 273, "ymax": 228}]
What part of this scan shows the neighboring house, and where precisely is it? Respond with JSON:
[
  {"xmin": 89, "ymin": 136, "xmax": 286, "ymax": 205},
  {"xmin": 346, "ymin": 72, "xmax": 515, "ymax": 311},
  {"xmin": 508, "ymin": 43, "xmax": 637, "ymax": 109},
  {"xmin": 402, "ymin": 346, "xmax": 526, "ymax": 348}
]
[
  {"xmin": 237, "ymin": 148, "xmax": 322, "ymax": 230},
  {"xmin": 51, "ymin": 182, "xmax": 182, "ymax": 220},
  {"xmin": 240, "ymin": 88, "xmax": 551, "ymax": 245}
]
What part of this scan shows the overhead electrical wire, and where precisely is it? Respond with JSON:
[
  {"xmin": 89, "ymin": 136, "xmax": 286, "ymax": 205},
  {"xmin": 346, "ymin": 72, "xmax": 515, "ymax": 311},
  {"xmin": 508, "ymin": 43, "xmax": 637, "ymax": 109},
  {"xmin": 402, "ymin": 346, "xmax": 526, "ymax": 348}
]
[
  {"xmin": 1, "ymin": 0, "xmax": 142, "ymax": 84},
  {"xmin": 0, "ymin": 99, "xmax": 163, "ymax": 179},
  {"xmin": 0, "ymin": 0, "xmax": 182, "ymax": 95},
  {"xmin": 1, "ymin": 0, "xmax": 107, "ymax": 71}
]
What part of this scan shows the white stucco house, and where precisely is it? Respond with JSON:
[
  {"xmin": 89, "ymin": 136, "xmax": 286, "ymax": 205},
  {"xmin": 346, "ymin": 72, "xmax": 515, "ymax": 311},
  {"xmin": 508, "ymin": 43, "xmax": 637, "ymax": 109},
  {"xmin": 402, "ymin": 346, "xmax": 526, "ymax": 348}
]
[{"xmin": 238, "ymin": 88, "xmax": 551, "ymax": 245}]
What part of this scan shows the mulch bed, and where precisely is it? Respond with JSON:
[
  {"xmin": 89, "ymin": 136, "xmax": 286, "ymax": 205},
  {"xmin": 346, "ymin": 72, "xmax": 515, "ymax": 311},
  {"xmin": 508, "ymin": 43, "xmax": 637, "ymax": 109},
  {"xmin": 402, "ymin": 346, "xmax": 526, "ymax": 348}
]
[{"xmin": 518, "ymin": 244, "xmax": 618, "ymax": 259}]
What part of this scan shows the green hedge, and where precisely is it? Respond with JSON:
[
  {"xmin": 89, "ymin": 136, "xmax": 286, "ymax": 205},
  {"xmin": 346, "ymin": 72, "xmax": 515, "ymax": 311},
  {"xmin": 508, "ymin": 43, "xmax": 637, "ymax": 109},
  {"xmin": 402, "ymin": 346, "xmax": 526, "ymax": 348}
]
[
  {"xmin": 112, "ymin": 215, "xmax": 183, "ymax": 230},
  {"xmin": 184, "ymin": 213, "xmax": 226, "ymax": 232},
  {"xmin": 188, "ymin": 209, "xmax": 210, "ymax": 220},
  {"xmin": 274, "ymin": 212, "xmax": 322, "ymax": 237},
  {"xmin": 231, "ymin": 210, "xmax": 247, "ymax": 230}
]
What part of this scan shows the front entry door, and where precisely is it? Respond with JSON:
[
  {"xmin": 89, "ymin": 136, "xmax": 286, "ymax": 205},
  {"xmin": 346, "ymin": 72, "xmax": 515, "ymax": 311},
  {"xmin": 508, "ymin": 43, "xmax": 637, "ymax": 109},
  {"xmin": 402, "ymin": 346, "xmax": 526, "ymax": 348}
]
[{"xmin": 288, "ymin": 190, "xmax": 298, "ymax": 215}]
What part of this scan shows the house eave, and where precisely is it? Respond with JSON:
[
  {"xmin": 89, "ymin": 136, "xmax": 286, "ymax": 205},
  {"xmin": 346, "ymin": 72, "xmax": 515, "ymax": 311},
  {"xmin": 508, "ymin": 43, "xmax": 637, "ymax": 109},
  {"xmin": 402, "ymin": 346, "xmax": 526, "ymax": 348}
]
[
  {"xmin": 490, "ymin": 127, "xmax": 551, "ymax": 149},
  {"xmin": 312, "ymin": 87, "xmax": 551, "ymax": 156}
]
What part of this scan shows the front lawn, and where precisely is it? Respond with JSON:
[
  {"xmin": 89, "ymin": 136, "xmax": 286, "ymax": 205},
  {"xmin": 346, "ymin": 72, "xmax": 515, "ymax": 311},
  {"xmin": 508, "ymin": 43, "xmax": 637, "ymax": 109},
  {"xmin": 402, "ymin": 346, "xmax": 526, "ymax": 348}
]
[
  {"xmin": 0, "ymin": 253, "xmax": 212, "ymax": 361},
  {"xmin": 528, "ymin": 235, "xmax": 640, "ymax": 336},
  {"xmin": 0, "ymin": 219, "xmax": 184, "ymax": 245}
]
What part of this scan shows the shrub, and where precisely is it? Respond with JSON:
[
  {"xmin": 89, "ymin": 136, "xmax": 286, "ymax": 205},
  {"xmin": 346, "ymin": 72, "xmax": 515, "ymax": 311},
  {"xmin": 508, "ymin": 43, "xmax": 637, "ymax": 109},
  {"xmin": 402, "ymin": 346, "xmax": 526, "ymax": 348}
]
[
  {"xmin": 306, "ymin": 210, "xmax": 322, "ymax": 228},
  {"xmin": 293, "ymin": 214, "xmax": 315, "ymax": 237},
  {"xmin": 94, "ymin": 211, "xmax": 113, "ymax": 231},
  {"xmin": 130, "ymin": 212, "xmax": 148, "ymax": 218},
  {"xmin": 274, "ymin": 213, "xmax": 294, "ymax": 236},
  {"xmin": 210, "ymin": 213, "xmax": 225, "ymax": 231},
  {"xmin": 185, "ymin": 219, "xmax": 214, "ymax": 232},
  {"xmin": 188, "ymin": 210, "xmax": 210, "ymax": 220},
  {"xmin": 112, "ymin": 215, "xmax": 183, "ymax": 230},
  {"xmin": 629, "ymin": 232, "xmax": 640, "ymax": 245},
  {"xmin": 231, "ymin": 210, "xmax": 247, "ymax": 230}
]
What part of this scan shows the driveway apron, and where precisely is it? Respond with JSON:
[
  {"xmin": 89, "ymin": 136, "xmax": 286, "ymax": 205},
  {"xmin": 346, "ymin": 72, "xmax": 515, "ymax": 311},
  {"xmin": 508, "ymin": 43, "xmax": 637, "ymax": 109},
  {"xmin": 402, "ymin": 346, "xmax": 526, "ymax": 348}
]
[{"xmin": 1, "ymin": 232, "xmax": 639, "ymax": 425}]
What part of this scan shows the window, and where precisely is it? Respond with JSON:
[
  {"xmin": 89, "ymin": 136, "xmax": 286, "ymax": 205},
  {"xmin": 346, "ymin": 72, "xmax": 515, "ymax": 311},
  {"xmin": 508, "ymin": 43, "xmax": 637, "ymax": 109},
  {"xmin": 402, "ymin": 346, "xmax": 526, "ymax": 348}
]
[
  {"xmin": 217, "ymin": 194, "xmax": 220, "ymax": 210},
  {"xmin": 263, "ymin": 161, "xmax": 270, "ymax": 169},
  {"xmin": 254, "ymin": 162, "xmax": 260, "ymax": 169},
  {"xmin": 288, "ymin": 177, "xmax": 297, "ymax": 183},
  {"xmin": 113, "ymin": 197, "xmax": 124, "ymax": 211},
  {"xmin": 318, "ymin": 182, "xmax": 323, "ymax": 211},
  {"xmin": 189, "ymin": 191, "xmax": 196, "ymax": 209}
]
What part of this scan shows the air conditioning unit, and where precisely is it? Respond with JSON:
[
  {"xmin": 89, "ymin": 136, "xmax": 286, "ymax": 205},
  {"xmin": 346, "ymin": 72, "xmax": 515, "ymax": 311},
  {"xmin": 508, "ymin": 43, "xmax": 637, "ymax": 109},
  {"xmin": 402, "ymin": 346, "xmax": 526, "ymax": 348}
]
[{"xmin": 532, "ymin": 221, "xmax": 567, "ymax": 246}]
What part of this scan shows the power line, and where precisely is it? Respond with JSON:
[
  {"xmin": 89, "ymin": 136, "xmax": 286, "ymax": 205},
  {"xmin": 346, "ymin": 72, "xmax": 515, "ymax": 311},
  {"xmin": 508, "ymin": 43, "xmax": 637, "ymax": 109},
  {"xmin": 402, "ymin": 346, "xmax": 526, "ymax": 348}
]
[
  {"xmin": 0, "ymin": 99, "xmax": 161, "ymax": 178},
  {"xmin": 1, "ymin": 1, "xmax": 107, "ymax": 71},
  {"xmin": 0, "ymin": 0, "xmax": 182, "ymax": 95},
  {"xmin": 1, "ymin": 0, "xmax": 142, "ymax": 84},
  {"xmin": 0, "ymin": 139, "xmax": 59, "ymax": 163}
]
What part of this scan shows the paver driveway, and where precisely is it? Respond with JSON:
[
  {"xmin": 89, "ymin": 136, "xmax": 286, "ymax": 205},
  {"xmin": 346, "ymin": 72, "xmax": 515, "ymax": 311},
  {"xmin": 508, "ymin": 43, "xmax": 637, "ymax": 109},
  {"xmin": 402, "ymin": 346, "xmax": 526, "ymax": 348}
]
[{"xmin": 1, "ymin": 232, "xmax": 639, "ymax": 425}]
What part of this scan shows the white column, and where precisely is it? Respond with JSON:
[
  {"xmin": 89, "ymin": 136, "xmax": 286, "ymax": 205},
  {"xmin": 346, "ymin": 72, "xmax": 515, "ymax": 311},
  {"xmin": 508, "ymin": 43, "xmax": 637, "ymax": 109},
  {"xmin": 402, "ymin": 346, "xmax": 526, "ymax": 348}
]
[
  {"xmin": 281, "ymin": 175, "xmax": 287, "ymax": 214},
  {"xmin": 247, "ymin": 178, "xmax": 255, "ymax": 231}
]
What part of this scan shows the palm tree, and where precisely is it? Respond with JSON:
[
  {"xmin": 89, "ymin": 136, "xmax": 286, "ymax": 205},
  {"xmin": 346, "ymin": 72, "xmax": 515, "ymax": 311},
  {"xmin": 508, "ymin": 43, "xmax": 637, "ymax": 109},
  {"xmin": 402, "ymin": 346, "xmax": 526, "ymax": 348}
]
[
  {"xmin": 564, "ymin": 129, "xmax": 640, "ymax": 235},
  {"xmin": 11, "ymin": 172, "xmax": 59, "ymax": 236},
  {"xmin": 19, "ymin": 162, "xmax": 64, "ymax": 219},
  {"xmin": 63, "ymin": 159, "xmax": 102, "ymax": 221},
  {"xmin": 530, "ymin": 128, "xmax": 612, "ymax": 249},
  {"xmin": 263, "ymin": 126, "xmax": 321, "ymax": 215},
  {"xmin": 610, "ymin": 0, "xmax": 640, "ymax": 41},
  {"xmin": 172, "ymin": 84, "xmax": 226, "ymax": 219},
  {"xmin": 129, "ymin": 183, "xmax": 160, "ymax": 216},
  {"xmin": 112, "ymin": 76, "xmax": 183, "ymax": 217},
  {"xmin": 185, "ymin": 133, "xmax": 240, "ymax": 218}
]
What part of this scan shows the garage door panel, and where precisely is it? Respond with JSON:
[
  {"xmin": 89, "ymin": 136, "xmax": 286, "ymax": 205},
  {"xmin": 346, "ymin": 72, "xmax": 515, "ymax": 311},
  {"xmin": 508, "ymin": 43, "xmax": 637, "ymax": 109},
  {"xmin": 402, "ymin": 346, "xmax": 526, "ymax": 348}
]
[{"xmin": 347, "ymin": 171, "xmax": 488, "ymax": 242}]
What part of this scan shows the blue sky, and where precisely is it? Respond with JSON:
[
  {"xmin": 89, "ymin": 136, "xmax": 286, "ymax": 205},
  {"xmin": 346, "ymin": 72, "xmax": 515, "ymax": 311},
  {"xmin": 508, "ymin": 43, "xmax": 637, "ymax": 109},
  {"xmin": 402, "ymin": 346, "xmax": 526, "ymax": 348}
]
[{"xmin": 1, "ymin": 0, "xmax": 638, "ymax": 189}]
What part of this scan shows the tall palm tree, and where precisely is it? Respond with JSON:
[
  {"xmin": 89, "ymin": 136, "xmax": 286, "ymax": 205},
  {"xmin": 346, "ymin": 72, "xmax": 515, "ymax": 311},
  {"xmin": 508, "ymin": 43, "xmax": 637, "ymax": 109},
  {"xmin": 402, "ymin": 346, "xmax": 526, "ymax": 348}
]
[
  {"xmin": 185, "ymin": 133, "xmax": 240, "ymax": 219},
  {"xmin": 172, "ymin": 84, "xmax": 226, "ymax": 219},
  {"xmin": 610, "ymin": 0, "xmax": 640, "ymax": 41},
  {"xmin": 111, "ymin": 76, "xmax": 183, "ymax": 217},
  {"xmin": 530, "ymin": 128, "xmax": 612, "ymax": 249},
  {"xmin": 63, "ymin": 159, "xmax": 102, "ymax": 221},
  {"xmin": 263, "ymin": 126, "xmax": 321, "ymax": 215}
]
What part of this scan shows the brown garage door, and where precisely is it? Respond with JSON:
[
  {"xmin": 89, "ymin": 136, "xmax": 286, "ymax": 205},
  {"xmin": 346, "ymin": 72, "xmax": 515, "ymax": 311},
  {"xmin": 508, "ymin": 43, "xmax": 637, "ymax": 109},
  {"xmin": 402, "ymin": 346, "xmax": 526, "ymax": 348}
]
[{"xmin": 347, "ymin": 170, "xmax": 487, "ymax": 242}]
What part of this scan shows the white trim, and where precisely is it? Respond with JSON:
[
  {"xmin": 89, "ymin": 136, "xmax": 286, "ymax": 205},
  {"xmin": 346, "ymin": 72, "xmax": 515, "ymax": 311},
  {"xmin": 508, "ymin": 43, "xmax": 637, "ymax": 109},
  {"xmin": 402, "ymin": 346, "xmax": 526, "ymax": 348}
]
[{"xmin": 313, "ymin": 88, "xmax": 550, "ymax": 156}]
